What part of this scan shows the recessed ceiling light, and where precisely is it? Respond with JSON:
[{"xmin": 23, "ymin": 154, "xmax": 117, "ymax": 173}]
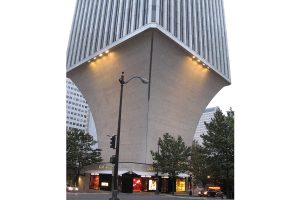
[
  {"xmin": 105, "ymin": 50, "xmax": 109, "ymax": 53},
  {"xmin": 197, "ymin": 59, "xmax": 200, "ymax": 62},
  {"xmin": 192, "ymin": 56, "xmax": 195, "ymax": 59},
  {"xmin": 93, "ymin": 57, "xmax": 97, "ymax": 60},
  {"xmin": 99, "ymin": 54, "xmax": 103, "ymax": 57}
]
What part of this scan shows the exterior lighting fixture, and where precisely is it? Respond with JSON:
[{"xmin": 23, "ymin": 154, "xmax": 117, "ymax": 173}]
[
  {"xmin": 88, "ymin": 60, "xmax": 91, "ymax": 63},
  {"xmin": 93, "ymin": 57, "xmax": 97, "ymax": 60},
  {"xmin": 197, "ymin": 59, "xmax": 201, "ymax": 63},
  {"xmin": 105, "ymin": 50, "xmax": 109, "ymax": 54},
  {"xmin": 99, "ymin": 54, "xmax": 103, "ymax": 57},
  {"xmin": 192, "ymin": 56, "xmax": 195, "ymax": 59}
]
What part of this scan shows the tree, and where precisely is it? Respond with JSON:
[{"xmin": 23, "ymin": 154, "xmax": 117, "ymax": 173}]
[
  {"xmin": 151, "ymin": 133, "xmax": 191, "ymax": 194},
  {"xmin": 200, "ymin": 108, "xmax": 234, "ymax": 198},
  {"xmin": 67, "ymin": 128, "xmax": 102, "ymax": 186},
  {"xmin": 190, "ymin": 141, "xmax": 210, "ymax": 187}
]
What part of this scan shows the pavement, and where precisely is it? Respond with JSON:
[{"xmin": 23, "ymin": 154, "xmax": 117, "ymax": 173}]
[{"xmin": 67, "ymin": 192, "xmax": 232, "ymax": 200}]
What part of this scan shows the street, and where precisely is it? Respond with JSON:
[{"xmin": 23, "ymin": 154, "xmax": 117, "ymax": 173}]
[{"xmin": 67, "ymin": 192, "xmax": 231, "ymax": 200}]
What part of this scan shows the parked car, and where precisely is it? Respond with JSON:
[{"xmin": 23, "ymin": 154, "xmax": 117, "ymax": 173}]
[
  {"xmin": 67, "ymin": 185, "xmax": 79, "ymax": 192},
  {"xmin": 198, "ymin": 186, "xmax": 224, "ymax": 198}
]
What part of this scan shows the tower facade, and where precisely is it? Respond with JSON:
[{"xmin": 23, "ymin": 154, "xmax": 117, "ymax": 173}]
[
  {"xmin": 66, "ymin": 0, "xmax": 230, "ymax": 192},
  {"xmin": 194, "ymin": 107, "xmax": 218, "ymax": 144}
]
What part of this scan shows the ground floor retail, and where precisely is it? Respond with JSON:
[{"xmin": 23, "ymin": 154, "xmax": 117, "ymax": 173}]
[{"xmin": 68, "ymin": 163, "xmax": 192, "ymax": 193}]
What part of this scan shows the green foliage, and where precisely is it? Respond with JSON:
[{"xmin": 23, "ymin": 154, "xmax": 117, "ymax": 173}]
[
  {"xmin": 67, "ymin": 128, "xmax": 102, "ymax": 173},
  {"xmin": 151, "ymin": 133, "xmax": 191, "ymax": 177},
  {"xmin": 191, "ymin": 108, "xmax": 234, "ymax": 197},
  {"xmin": 201, "ymin": 108, "xmax": 234, "ymax": 180},
  {"xmin": 190, "ymin": 141, "xmax": 209, "ymax": 187}
]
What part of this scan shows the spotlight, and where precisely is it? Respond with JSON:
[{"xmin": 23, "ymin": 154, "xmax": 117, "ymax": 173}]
[
  {"xmin": 105, "ymin": 50, "xmax": 109, "ymax": 54},
  {"xmin": 99, "ymin": 54, "xmax": 103, "ymax": 57}
]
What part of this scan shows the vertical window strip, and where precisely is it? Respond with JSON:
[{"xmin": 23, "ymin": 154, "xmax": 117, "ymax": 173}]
[
  {"xmin": 220, "ymin": 0, "xmax": 229, "ymax": 78},
  {"xmin": 81, "ymin": 1, "xmax": 93, "ymax": 60},
  {"xmin": 203, "ymin": 0, "xmax": 210, "ymax": 63},
  {"xmin": 170, "ymin": 0, "xmax": 174, "ymax": 34},
  {"xmin": 138, "ymin": 0, "xmax": 144, "ymax": 27},
  {"xmin": 91, "ymin": 0, "xmax": 103, "ymax": 55},
  {"xmin": 134, "ymin": 0, "xmax": 140, "ymax": 30},
  {"xmin": 71, "ymin": 0, "xmax": 84, "ymax": 66},
  {"xmin": 87, "ymin": 0, "xmax": 99, "ymax": 56},
  {"xmin": 205, "ymin": 0, "xmax": 212, "ymax": 63},
  {"xmin": 122, "ymin": 0, "xmax": 130, "ymax": 36},
  {"xmin": 102, "ymin": 0, "xmax": 112, "ymax": 48},
  {"xmin": 109, "ymin": 0, "xmax": 118, "ymax": 44},
  {"xmin": 155, "ymin": 0, "xmax": 160, "ymax": 24},
  {"xmin": 212, "ymin": 0, "xmax": 221, "ymax": 72},
  {"xmin": 192, "ymin": 0, "xmax": 198, "ymax": 53},
  {"xmin": 85, "ymin": 0, "xmax": 96, "ymax": 58},
  {"xmin": 131, "ymin": 0, "xmax": 137, "ymax": 32},
  {"xmin": 96, "ymin": 0, "xmax": 108, "ymax": 51},
  {"xmin": 177, "ymin": 0, "xmax": 181, "ymax": 40},
  {"xmin": 167, "ymin": 0, "xmax": 171, "ymax": 31},
  {"xmin": 187, "ymin": 0, "xmax": 193, "ymax": 48},
  {"xmin": 180, "ymin": 0, "xmax": 184, "ymax": 41},
  {"xmin": 144, "ymin": 0, "xmax": 148, "ymax": 25},
  {"xmin": 209, "ymin": 0, "xmax": 217, "ymax": 68},
  {"xmin": 151, "ymin": 0, "xmax": 156, "ymax": 22},
  {"xmin": 173, "ymin": 0, "xmax": 177, "ymax": 37},
  {"xmin": 163, "ymin": 0, "xmax": 167, "ymax": 28},
  {"xmin": 147, "ymin": 0, "xmax": 152, "ymax": 23},
  {"xmin": 99, "ymin": 0, "xmax": 109, "ymax": 49},
  {"xmin": 67, "ymin": 0, "xmax": 81, "ymax": 67},
  {"xmin": 75, "ymin": 0, "xmax": 89, "ymax": 63},
  {"xmin": 127, "ymin": 0, "xmax": 133, "ymax": 34},
  {"xmin": 159, "ymin": 0, "xmax": 163, "ymax": 26},
  {"xmin": 105, "ymin": 0, "xmax": 114, "ymax": 46},
  {"xmin": 182, "ymin": 0, "xmax": 187, "ymax": 44},
  {"xmin": 116, "ymin": 0, "xmax": 124, "ymax": 40},
  {"xmin": 216, "ymin": 0, "xmax": 224, "ymax": 75},
  {"xmin": 120, "ymin": 0, "xmax": 126, "ymax": 37}
]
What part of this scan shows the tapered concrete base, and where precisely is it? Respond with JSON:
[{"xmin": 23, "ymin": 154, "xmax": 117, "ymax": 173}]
[{"xmin": 67, "ymin": 29, "xmax": 229, "ymax": 166}]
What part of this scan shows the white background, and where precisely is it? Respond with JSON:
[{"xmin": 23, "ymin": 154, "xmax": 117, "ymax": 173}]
[{"xmin": 0, "ymin": 0, "xmax": 300, "ymax": 199}]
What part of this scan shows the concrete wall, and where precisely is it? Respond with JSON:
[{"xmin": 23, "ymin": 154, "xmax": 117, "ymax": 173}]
[{"xmin": 67, "ymin": 29, "xmax": 228, "ymax": 166}]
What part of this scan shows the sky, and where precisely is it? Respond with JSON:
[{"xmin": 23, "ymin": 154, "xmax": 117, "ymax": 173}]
[{"xmin": 0, "ymin": 0, "xmax": 300, "ymax": 200}]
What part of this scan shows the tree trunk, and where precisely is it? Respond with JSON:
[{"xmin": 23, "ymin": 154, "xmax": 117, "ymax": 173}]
[
  {"xmin": 226, "ymin": 169, "xmax": 230, "ymax": 199},
  {"xmin": 172, "ymin": 176, "xmax": 175, "ymax": 195}
]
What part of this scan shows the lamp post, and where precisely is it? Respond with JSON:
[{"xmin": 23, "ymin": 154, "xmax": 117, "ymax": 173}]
[
  {"xmin": 155, "ymin": 140, "xmax": 160, "ymax": 195},
  {"xmin": 110, "ymin": 72, "xmax": 148, "ymax": 200},
  {"xmin": 188, "ymin": 156, "xmax": 192, "ymax": 196}
]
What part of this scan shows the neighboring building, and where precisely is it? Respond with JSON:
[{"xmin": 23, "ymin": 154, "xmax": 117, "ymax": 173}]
[
  {"xmin": 66, "ymin": 0, "xmax": 231, "ymax": 193},
  {"xmin": 66, "ymin": 78, "xmax": 97, "ymax": 140},
  {"xmin": 194, "ymin": 107, "xmax": 218, "ymax": 144}
]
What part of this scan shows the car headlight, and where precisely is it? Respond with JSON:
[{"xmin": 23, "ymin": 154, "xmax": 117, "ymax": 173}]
[{"xmin": 204, "ymin": 191, "xmax": 208, "ymax": 195}]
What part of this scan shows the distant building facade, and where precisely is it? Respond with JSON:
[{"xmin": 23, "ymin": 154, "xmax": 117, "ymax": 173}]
[
  {"xmin": 66, "ymin": 78, "xmax": 97, "ymax": 140},
  {"xmin": 194, "ymin": 107, "xmax": 218, "ymax": 143}
]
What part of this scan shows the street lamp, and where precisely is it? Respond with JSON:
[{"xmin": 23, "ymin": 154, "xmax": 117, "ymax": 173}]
[
  {"xmin": 188, "ymin": 156, "xmax": 192, "ymax": 196},
  {"xmin": 110, "ymin": 72, "xmax": 148, "ymax": 200},
  {"xmin": 155, "ymin": 140, "xmax": 160, "ymax": 195}
]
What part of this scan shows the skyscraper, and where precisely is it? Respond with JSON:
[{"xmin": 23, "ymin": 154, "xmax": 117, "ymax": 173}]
[
  {"xmin": 194, "ymin": 107, "xmax": 218, "ymax": 144},
  {"xmin": 66, "ymin": 0, "xmax": 230, "ymax": 192},
  {"xmin": 66, "ymin": 78, "xmax": 97, "ymax": 141}
]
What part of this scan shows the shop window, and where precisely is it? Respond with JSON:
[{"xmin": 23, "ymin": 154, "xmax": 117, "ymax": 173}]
[
  {"xmin": 176, "ymin": 178, "xmax": 185, "ymax": 192},
  {"xmin": 89, "ymin": 175, "xmax": 100, "ymax": 190},
  {"xmin": 148, "ymin": 179, "xmax": 157, "ymax": 191},
  {"xmin": 133, "ymin": 178, "xmax": 142, "ymax": 192}
]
